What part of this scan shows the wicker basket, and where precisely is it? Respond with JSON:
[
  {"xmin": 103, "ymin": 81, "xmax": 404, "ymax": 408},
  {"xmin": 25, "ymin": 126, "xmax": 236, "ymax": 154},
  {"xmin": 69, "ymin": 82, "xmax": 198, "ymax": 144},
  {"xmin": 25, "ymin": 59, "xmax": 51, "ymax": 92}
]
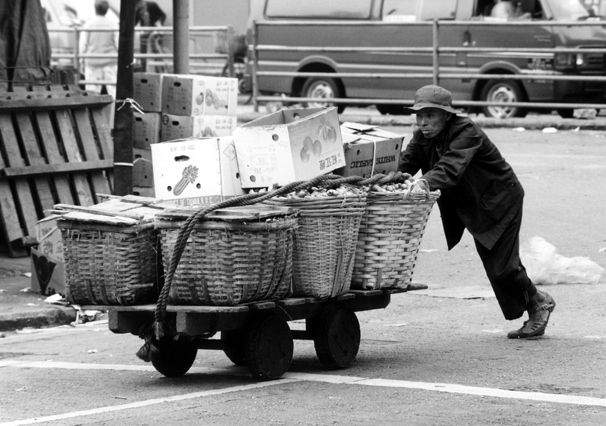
[
  {"xmin": 60, "ymin": 221, "xmax": 160, "ymax": 305},
  {"xmin": 156, "ymin": 206, "xmax": 297, "ymax": 306},
  {"xmin": 352, "ymin": 190, "xmax": 439, "ymax": 290},
  {"xmin": 265, "ymin": 195, "xmax": 367, "ymax": 299}
]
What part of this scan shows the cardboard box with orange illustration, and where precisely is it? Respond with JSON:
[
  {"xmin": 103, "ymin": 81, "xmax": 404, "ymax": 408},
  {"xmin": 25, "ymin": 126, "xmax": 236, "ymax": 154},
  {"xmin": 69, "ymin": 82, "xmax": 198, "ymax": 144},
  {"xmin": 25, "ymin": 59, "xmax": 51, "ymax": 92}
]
[
  {"xmin": 233, "ymin": 107, "xmax": 346, "ymax": 188},
  {"xmin": 161, "ymin": 74, "xmax": 238, "ymax": 117}
]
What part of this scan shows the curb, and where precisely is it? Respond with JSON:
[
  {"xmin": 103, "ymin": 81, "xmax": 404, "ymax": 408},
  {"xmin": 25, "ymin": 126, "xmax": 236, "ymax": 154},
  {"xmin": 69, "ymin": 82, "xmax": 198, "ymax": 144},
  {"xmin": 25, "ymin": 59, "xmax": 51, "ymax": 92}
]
[
  {"xmin": 0, "ymin": 264, "xmax": 77, "ymax": 333},
  {"xmin": 0, "ymin": 306, "xmax": 77, "ymax": 333}
]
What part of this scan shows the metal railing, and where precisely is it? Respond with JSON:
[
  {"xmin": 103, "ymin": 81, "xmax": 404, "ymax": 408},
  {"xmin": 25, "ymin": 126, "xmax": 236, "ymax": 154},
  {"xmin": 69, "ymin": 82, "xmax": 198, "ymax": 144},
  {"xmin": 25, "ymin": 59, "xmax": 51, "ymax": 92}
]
[
  {"xmin": 249, "ymin": 19, "xmax": 606, "ymax": 113},
  {"xmin": 48, "ymin": 25, "xmax": 236, "ymax": 88}
]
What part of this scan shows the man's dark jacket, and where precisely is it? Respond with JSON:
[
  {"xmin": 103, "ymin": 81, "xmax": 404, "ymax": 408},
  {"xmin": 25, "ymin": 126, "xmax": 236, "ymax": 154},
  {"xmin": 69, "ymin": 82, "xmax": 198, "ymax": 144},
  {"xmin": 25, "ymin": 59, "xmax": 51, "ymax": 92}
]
[{"xmin": 399, "ymin": 115, "xmax": 524, "ymax": 250}]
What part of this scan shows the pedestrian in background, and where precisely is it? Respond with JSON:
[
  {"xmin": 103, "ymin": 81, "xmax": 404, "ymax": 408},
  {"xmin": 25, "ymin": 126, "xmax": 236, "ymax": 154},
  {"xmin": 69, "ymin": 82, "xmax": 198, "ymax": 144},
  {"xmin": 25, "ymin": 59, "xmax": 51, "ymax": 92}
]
[
  {"xmin": 79, "ymin": 0, "xmax": 118, "ymax": 97},
  {"xmin": 399, "ymin": 85, "xmax": 556, "ymax": 339},
  {"xmin": 135, "ymin": 0, "xmax": 167, "ymax": 27},
  {"xmin": 135, "ymin": 0, "xmax": 168, "ymax": 69},
  {"xmin": 490, "ymin": 0, "xmax": 519, "ymax": 18}
]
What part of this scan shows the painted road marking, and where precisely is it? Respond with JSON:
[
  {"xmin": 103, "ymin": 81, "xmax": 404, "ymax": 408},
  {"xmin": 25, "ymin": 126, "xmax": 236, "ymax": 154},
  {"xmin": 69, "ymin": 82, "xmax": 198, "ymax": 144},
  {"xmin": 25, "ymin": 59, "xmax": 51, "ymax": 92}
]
[
  {"xmin": 0, "ymin": 378, "xmax": 300, "ymax": 426},
  {"xmin": 0, "ymin": 359, "xmax": 240, "ymax": 375},
  {"xmin": 1, "ymin": 360, "xmax": 606, "ymax": 426}
]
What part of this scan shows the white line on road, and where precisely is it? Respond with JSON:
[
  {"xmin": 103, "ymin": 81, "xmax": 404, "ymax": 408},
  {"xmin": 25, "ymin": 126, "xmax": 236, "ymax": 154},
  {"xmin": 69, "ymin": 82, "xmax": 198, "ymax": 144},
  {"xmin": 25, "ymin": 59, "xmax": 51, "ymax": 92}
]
[
  {"xmin": 0, "ymin": 359, "xmax": 240, "ymax": 375},
  {"xmin": 1, "ymin": 360, "xmax": 605, "ymax": 425},
  {"xmin": 0, "ymin": 377, "xmax": 299, "ymax": 426}
]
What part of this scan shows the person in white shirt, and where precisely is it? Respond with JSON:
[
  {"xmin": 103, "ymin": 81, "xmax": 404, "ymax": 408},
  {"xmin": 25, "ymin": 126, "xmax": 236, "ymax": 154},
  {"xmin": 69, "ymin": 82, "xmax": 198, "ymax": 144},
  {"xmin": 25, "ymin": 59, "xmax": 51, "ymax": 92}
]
[
  {"xmin": 490, "ymin": 0, "xmax": 518, "ymax": 18},
  {"xmin": 79, "ymin": 0, "xmax": 118, "ymax": 97}
]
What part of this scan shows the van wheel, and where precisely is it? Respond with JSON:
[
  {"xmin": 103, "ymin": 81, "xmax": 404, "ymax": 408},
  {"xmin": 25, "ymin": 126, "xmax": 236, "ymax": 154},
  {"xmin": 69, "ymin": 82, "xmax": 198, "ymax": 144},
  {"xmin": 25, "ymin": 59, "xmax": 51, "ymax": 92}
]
[
  {"xmin": 301, "ymin": 77, "xmax": 345, "ymax": 113},
  {"xmin": 480, "ymin": 80, "xmax": 527, "ymax": 119},
  {"xmin": 557, "ymin": 109, "xmax": 574, "ymax": 119},
  {"xmin": 376, "ymin": 104, "xmax": 410, "ymax": 116}
]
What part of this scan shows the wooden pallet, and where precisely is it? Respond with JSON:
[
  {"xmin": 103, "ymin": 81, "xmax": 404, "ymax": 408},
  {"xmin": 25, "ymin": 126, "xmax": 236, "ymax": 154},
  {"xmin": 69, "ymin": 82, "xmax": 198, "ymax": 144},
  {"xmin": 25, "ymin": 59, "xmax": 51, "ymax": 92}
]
[{"xmin": 0, "ymin": 85, "xmax": 115, "ymax": 257}]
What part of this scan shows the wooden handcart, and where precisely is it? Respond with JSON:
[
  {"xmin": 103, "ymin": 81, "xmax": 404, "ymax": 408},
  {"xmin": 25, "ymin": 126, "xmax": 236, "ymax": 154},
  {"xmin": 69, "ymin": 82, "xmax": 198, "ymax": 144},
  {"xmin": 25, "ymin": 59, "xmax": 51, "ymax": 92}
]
[
  {"xmin": 82, "ymin": 284, "xmax": 426, "ymax": 380},
  {"xmin": 66, "ymin": 175, "xmax": 436, "ymax": 381}
]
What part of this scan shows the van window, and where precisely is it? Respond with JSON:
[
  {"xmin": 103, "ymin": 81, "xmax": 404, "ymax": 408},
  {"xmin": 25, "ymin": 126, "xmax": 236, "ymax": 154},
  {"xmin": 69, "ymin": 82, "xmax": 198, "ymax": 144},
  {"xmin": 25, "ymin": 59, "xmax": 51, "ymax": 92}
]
[
  {"xmin": 476, "ymin": 0, "xmax": 496, "ymax": 16},
  {"xmin": 265, "ymin": 0, "xmax": 372, "ymax": 19},
  {"xmin": 382, "ymin": 0, "xmax": 418, "ymax": 22},
  {"xmin": 419, "ymin": 0, "xmax": 457, "ymax": 20},
  {"xmin": 549, "ymin": 0, "xmax": 593, "ymax": 20}
]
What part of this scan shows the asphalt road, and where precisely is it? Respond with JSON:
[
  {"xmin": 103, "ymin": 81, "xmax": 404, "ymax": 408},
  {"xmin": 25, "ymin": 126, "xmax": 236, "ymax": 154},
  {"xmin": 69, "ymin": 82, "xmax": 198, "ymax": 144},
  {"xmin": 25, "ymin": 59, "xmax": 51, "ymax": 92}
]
[{"xmin": 1, "ymin": 126, "xmax": 605, "ymax": 425}]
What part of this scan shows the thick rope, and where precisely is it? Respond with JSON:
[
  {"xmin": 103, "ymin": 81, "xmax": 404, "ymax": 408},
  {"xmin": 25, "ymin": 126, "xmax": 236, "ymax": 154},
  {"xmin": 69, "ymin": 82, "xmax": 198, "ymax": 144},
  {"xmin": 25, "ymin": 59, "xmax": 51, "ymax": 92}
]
[
  {"xmin": 153, "ymin": 174, "xmax": 344, "ymax": 338},
  {"xmin": 317, "ymin": 175, "xmax": 363, "ymax": 189},
  {"xmin": 318, "ymin": 171, "xmax": 413, "ymax": 189}
]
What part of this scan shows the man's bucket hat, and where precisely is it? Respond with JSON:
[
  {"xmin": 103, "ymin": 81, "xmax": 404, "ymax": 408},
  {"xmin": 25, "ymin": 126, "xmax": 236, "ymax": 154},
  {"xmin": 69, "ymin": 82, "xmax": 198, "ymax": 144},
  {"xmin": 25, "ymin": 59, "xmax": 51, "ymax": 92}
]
[{"xmin": 405, "ymin": 85, "xmax": 462, "ymax": 114}]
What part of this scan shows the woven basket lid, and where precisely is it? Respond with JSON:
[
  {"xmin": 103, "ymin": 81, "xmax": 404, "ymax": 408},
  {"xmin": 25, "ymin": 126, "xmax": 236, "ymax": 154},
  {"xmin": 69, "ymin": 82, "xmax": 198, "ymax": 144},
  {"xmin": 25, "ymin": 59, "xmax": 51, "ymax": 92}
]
[{"xmin": 155, "ymin": 204, "xmax": 296, "ymax": 222}]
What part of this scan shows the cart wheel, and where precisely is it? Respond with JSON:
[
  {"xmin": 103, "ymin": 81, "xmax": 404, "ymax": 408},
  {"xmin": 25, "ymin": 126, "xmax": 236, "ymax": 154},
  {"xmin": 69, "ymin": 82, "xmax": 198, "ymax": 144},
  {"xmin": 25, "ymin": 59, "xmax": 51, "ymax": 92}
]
[
  {"xmin": 150, "ymin": 337, "xmax": 198, "ymax": 378},
  {"xmin": 308, "ymin": 304, "xmax": 360, "ymax": 369},
  {"xmin": 245, "ymin": 315, "xmax": 294, "ymax": 380},
  {"xmin": 221, "ymin": 329, "xmax": 247, "ymax": 366}
]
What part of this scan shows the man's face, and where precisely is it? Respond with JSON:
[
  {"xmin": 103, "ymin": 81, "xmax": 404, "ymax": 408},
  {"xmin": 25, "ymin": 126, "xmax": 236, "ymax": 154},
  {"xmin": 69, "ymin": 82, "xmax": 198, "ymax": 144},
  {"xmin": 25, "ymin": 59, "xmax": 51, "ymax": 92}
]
[{"xmin": 415, "ymin": 108, "xmax": 451, "ymax": 139}]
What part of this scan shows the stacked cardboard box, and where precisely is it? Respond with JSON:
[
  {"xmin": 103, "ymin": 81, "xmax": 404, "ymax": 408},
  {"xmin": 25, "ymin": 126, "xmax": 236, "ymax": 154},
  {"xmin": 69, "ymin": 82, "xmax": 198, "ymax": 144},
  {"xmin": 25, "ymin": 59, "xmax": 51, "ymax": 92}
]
[
  {"xmin": 233, "ymin": 107, "xmax": 347, "ymax": 188},
  {"xmin": 159, "ymin": 74, "xmax": 238, "ymax": 141},
  {"xmin": 152, "ymin": 74, "xmax": 243, "ymax": 207},
  {"xmin": 132, "ymin": 72, "xmax": 164, "ymax": 195},
  {"xmin": 334, "ymin": 122, "xmax": 404, "ymax": 178},
  {"xmin": 152, "ymin": 137, "xmax": 245, "ymax": 207}
]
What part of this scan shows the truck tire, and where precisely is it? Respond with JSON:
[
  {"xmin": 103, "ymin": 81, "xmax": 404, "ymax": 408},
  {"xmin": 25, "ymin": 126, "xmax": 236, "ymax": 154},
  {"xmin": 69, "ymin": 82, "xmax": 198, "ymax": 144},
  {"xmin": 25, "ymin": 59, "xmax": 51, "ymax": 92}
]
[
  {"xmin": 557, "ymin": 109, "xmax": 574, "ymax": 119},
  {"xmin": 480, "ymin": 79, "xmax": 527, "ymax": 119},
  {"xmin": 376, "ymin": 104, "xmax": 410, "ymax": 116},
  {"xmin": 301, "ymin": 77, "xmax": 345, "ymax": 113}
]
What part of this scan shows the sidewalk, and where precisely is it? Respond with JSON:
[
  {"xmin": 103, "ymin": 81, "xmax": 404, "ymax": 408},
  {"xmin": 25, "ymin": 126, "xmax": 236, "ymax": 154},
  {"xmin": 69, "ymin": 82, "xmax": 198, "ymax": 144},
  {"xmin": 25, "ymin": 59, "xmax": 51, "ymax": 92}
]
[
  {"xmin": 0, "ymin": 254, "xmax": 76, "ymax": 334},
  {"xmin": 237, "ymin": 96, "xmax": 606, "ymax": 130},
  {"xmin": 1, "ymin": 103, "xmax": 605, "ymax": 333}
]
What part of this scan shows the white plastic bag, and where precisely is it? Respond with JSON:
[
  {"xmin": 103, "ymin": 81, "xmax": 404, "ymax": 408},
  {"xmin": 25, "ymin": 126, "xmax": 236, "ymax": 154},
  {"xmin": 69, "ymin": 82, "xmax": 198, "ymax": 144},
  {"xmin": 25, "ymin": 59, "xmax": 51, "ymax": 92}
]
[{"xmin": 520, "ymin": 236, "xmax": 604, "ymax": 285}]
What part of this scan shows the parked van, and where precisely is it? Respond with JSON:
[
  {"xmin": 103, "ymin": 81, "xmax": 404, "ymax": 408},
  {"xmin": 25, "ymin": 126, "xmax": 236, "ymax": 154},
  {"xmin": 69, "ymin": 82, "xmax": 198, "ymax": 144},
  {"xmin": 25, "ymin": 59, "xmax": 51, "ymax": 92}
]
[{"xmin": 245, "ymin": 0, "xmax": 606, "ymax": 118}]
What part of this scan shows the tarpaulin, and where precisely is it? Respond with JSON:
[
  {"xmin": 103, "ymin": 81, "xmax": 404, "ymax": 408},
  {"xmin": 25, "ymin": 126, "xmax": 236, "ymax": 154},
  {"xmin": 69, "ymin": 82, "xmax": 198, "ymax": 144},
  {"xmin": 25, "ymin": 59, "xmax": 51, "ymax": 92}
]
[{"xmin": 0, "ymin": 0, "xmax": 51, "ymax": 89}]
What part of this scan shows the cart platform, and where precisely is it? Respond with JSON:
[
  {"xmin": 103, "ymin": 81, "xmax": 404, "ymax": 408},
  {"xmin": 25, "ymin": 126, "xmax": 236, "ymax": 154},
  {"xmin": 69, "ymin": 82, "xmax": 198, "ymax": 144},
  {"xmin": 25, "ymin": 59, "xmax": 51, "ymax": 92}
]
[{"xmin": 83, "ymin": 284, "xmax": 427, "ymax": 380}]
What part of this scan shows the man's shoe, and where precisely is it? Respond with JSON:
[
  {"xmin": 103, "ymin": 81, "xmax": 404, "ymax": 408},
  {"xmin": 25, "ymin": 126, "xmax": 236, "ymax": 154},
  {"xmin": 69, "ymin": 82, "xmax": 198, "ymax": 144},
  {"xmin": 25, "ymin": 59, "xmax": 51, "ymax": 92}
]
[{"xmin": 507, "ymin": 293, "xmax": 556, "ymax": 339}]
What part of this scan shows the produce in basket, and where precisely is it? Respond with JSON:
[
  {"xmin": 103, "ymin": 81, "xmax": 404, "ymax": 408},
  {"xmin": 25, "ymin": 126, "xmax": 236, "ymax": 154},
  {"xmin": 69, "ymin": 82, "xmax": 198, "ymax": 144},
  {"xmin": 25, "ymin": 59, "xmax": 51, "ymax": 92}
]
[
  {"xmin": 276, "ymin": 185, "xmax": 366, "ymax": 199},
  {"xmin": 367, "ymin": 180, "xmax": 412, "ymax": 195}
]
